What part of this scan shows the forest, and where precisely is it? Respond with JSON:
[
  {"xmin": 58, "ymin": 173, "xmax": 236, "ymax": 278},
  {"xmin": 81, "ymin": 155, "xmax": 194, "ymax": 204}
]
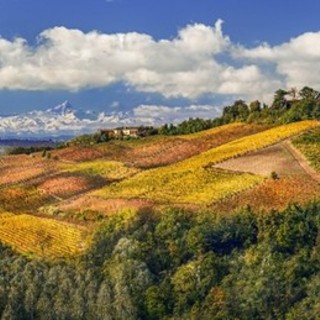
[{"xmin": 0, "ymin": 202, "xmax": 320, "ymax": 320}]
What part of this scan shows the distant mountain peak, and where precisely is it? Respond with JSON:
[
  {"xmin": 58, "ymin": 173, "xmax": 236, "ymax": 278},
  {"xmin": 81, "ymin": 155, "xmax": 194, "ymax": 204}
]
[{"xmin": 47, "ymin": 100, "xmax": 74, "ymax": 115}]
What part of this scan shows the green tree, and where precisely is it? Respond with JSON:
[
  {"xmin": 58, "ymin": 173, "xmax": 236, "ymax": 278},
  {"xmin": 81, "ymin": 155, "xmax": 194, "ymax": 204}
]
[
  {"xmin": 299, "ymin": 86, "xmax": 319, "ymax": 101},
  {"xmin": 272, "ymin": 89, "xmax": 289, "ymax": 109}
]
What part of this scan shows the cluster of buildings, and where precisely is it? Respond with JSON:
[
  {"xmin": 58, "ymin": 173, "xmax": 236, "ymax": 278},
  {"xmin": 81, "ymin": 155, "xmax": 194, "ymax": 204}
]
[{"xmin": 99, "ymin": 127, "xmax": 143, "ymax": 139}]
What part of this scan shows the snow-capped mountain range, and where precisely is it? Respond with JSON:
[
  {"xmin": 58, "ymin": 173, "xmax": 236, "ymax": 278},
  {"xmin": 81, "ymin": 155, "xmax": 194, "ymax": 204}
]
[
  {"xmin": 0, "ymin": 101, "xmax": 221, "ymax": 139},
  {"xmin": 0, "ymin": 101, "xmax": 138, "ymax": 138}
]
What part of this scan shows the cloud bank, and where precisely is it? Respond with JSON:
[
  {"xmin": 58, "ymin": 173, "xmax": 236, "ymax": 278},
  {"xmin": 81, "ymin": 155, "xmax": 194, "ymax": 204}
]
[{"xmin": 0, "ymin": 20, "xmax": 319, "ymax": 102}]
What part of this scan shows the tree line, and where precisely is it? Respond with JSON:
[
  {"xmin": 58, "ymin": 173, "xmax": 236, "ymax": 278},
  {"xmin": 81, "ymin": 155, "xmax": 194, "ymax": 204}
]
[{"xmin": 159, "ymin": 86, "xmax": 320, "ymax": 135}]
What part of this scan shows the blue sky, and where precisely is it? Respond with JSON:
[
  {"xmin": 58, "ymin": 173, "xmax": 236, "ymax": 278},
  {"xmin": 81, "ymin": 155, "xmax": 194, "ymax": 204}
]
[{"xmin": 0, "ymin": 0, "xmax": 320, "ymax": 116}]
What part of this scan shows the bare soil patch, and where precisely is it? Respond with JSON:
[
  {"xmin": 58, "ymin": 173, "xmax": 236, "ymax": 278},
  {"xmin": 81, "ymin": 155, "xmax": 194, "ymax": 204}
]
[{"xmin": 214, "ymin": 142, "xmax": 306, "ymax": 177}]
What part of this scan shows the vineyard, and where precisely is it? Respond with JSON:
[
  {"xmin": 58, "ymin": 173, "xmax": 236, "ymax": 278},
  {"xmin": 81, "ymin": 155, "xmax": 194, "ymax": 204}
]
[
  {"xmin": 96, "ymin": 167, "xmax": 263, "ymax": 205},
  {"xmin": 116, "ymin": 123, "xmax": 268, "ymax": 168},
  {"xmin": 52, "ymin": 146, "xmax": 108, "ymax": 162},
  {"xmin": 212, "ymin": 175, "xmax": 320, "ymax": 213},
  {"xmin": 38, "ymin": 173, "xmax": 103, "ymax": 199},
  {"xmin": 214, "ymin": 142, "xmax": 306, "ymax": 177},
  {"xmin": 0, "ymin": 155, "xmax": 59, "ymax": 186},
  {"xmin": 0, "ymin": 186, "xmax": 54, "ymax": 213},
  {"xmin": 178, "ymin": 120, "xmax": 319, "ymax": 169},
  {"xmin": 96, "ymin": 120, "xmax": 319, "ymax": 205},
  {"xmin": 59, "ymin": 196, "xmax": 154, "ymax": 216},
  {"xmin": 51, "ymin": 123, "xmax": 268, "ymax": 168},
  {"xmin": 61, "ymin": 160, "xmax": 140, "ymax": 180},
  {"xmin": 0, "ymin": 214, "xmax": 85, "ymax": 257},
  {"xmin": 0, "ymin": 119, "xmax": 319, "ymax": 258},
  {"xmin": 0, "ymin": 208, "xmax": 14, "ymax": 220},
  {"xmin": 293, "ymin": 127, "xmax": 320, "ymax": 172}
]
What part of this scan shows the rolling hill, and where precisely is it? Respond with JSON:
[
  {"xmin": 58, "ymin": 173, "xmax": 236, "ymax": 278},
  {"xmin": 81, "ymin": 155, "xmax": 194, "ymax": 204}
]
[{"xmin": 0, "ymin": 120, "xmax": 319, "ymax": 258}]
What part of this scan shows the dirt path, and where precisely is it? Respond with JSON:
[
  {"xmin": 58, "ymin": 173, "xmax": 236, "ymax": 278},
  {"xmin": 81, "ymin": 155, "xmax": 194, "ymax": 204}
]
[{"xmin": 283, "ymin": 140, "xmax": 320, "ymax": 184}]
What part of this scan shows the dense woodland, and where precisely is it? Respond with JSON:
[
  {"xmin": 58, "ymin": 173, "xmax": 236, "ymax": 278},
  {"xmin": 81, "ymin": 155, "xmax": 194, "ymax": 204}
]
[{"xmin": 0, "ymin": 202, "xmax": 320, "ymax": 319}]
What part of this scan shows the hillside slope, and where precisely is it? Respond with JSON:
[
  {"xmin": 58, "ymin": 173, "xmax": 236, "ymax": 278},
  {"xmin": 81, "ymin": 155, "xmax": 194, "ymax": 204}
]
[
  {"xmin": 0, "ymin": 120, "xmax": 319, "ymax": 258},
  {"xmin": 95, "ymin": 120, "xmax": 319, "ymax": 205}
]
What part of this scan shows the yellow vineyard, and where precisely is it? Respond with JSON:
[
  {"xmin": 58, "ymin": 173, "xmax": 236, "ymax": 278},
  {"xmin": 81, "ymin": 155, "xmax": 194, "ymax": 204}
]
[
  {"xmin": 62, "ymin": 160, "xmax": 140, "ymax": 180},
  {"xmin": 178, "ymin": 120, "xmax": 319, "ymax": 169},
  {"xmin": 98, "ymin": 168, "xmax": 263, "ymax": 205},
  {"xmin": 0, "ymin": 214, "xmax": 85, "ymax": 258},
  {"xmin": 96, "ymin": 120, "xmax": 319, "ymax": 204}
]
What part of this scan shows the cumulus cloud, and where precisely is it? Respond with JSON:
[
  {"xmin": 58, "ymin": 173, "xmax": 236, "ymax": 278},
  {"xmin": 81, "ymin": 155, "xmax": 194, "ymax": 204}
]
[
  {"xmin": 235, "ymin": 31, "xmax": 320, "ymax": 90},
  {"xmin": 132, "ymin": 104, "xmax": 220, "ymax": 124},
  {"xmin": 0, "ymin": 20, "xmax": 319, "ymax": 102}
]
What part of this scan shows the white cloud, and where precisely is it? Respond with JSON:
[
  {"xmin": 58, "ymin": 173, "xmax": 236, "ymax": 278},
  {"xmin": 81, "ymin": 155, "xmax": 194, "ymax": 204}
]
[
  {"xmin": 133, "ymin": 104, "xmax": 220, "ymax": 124},
  {"xmin": 236, "ymin": 32, "xmax": 320, "ymax": 90},
  {"xmin": 0, "ymin": 21, "xmax": 319, "ymax": 102}
]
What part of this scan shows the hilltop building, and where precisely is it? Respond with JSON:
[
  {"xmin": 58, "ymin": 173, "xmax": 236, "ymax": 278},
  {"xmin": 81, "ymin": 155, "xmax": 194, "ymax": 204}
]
[{"xmin": 100, "ymin": 127, "xmax": 142, "ymax": 139}]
